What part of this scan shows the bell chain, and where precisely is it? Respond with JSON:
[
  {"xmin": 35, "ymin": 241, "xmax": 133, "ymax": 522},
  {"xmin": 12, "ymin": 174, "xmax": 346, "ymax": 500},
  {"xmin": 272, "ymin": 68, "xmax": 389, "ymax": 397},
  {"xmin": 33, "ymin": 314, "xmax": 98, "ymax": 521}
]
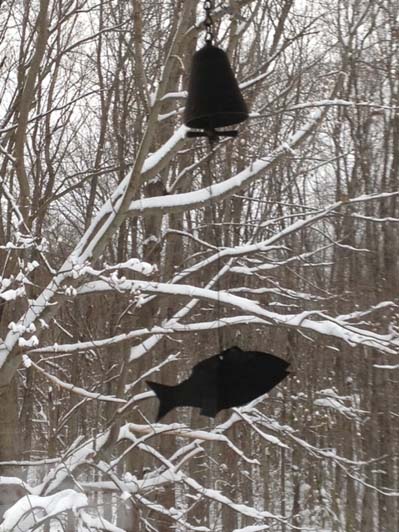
[{"xmin": 204, "ymin": 0, "xmax": 214, "ymax": 44}]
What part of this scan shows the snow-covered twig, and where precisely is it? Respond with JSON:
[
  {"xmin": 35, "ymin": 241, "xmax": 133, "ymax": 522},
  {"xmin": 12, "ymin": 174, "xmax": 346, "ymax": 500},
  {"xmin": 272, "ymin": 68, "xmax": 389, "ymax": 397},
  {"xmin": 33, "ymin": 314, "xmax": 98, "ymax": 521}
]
[
  {"xmin": 28, "ymin": 316, "xmax": 268, "ymax": 356},
  {"xmin": 75, "ymin": 279, "xmax": 399, "ymax": 354},
  {"xmin": 0, "ymin": 490, "xmax": 88, "ymax": 532},
  {"xmin": 129, "ymin": 108, "xmax": 327, "ymax": 217},
  {"xmin": 26, "ymin": 357, "xmax": 127, "ymax": 404},
  {"xmin": 120, "ymin": 423, "xmax": 259, "ymax": 465}
]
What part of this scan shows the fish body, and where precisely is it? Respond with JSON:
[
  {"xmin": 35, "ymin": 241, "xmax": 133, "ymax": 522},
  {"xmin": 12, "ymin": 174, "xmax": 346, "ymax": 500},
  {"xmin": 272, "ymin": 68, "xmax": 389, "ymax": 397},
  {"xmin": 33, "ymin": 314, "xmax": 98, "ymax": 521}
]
[{"xmin": 146, "ymin": 346, "xmax": 290, "ymax": 421}]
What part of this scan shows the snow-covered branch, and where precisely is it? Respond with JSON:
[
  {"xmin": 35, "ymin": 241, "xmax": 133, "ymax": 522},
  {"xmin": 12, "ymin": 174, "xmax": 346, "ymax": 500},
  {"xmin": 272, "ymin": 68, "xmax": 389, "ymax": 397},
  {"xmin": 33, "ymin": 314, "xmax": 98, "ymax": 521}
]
[
  {"xmin": 28, "ymin": 316, "xmax": 268, "ymax": 356},
  {"xmin": 0, "ymin": 490, "xmax": 88, "ymax": 532},
  {"xmin": 74, "ymin": 278, "xmax": 398, "ymax": 354},
  {"xmin": 25, "ymin": 356, "xmax": 127, "ymax": 404},
  {"xmin": 128, "ymin": 106, "xmax": 327, "ymax": 217}
]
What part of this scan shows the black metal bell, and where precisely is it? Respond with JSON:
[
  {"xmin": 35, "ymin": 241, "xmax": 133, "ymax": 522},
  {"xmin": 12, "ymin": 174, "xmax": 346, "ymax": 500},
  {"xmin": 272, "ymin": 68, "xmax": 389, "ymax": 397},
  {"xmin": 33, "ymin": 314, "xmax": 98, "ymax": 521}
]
[{"xmin": 184, "ymin": 43, "xmax": 248, "ymax": 140}]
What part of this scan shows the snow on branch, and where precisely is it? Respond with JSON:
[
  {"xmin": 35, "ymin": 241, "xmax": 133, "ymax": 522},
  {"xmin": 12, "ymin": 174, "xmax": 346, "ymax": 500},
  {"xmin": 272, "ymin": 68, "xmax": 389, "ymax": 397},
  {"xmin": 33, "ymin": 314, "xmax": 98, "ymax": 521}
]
[
  {"xmin": 133, "ymin": 492, "xmax": 211, "ymax": 532},
  {"xmin": 119, "ymin": 422, "xmax": 259, "ymax": 465},
  {"xmin": 26, "ymin": 356, "xmax": 127, "ymax": 403},
  {"xmin": 36, "ymin": 416, "xmax": 258, "ymax": 502},
  {"xmin": 235, "ymin": 409, "xmax": 372, "ymax": 468},
  {"xmin": 183, "ymin": 475, "xmax": 285, "ymax": 525},
  {"xmin": 314, "ymin": 388, "xmax": 368, "ymax": 420},
  {"xmin": 0, "ymin": 126, "xmax": 186, "ymax": 378},
  {"xmin": 79, "ymin": 511, "xmax": 126, "ymax": 532},
  {"xmin": 37, "ymin": 432, "xmax": 110, "ymax": 496},
  {"xmin": 253, "ymin": 98, "xmax": 399, "ymax": 118},
  {"xmin": 150, "ymin": 190, "xmax": 399, "ymax": 289},
  {"xmin": 115, "ymin": 262, "xmax": 232, "ymax": 363},
  {"xmin": 11, "ymin": 400, "xmax": 373, "ymax": 530},
  {"xmin": 0, "ymin": 476, "xmax": 32, "ymax": 494},
  {"xmin": 0, "ymin": 97, "xmax": 346, "ymax": 381},
  {"xmin": 113, "ymin": 427, "xmax": 287, "ymax": 528},
  {"xmin": 75, "ymin": 278, "xmax": 398, "ymax": 355},
  {"xmin": 337, "ymin": 301, "xmax": 398, "ymax": 322},
  {"xmin": 28, "ymin": 316, "xmax": 269, "ymax": 356},
  {"xmin": 129, "ymin": 106, "xmax": 327, "ymax": 216},
  {"xmin": 233, "ymin": 526, "xmax": 271, "ymax": 532},
  {"xmin": 23, "ymin": 187, "xmax": 396, "ymax": 363},
  {"xmin": 0, "ymin": 489, "xmax": 88, "ymax": 532}
]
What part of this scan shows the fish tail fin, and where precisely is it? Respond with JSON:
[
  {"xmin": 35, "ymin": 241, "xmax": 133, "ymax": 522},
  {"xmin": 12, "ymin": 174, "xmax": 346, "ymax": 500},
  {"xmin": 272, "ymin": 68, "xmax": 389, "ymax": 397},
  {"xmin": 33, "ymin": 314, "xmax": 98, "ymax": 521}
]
[{"xmin": 146, "ymin": 381, "xmax": 176, "ymax": 421}]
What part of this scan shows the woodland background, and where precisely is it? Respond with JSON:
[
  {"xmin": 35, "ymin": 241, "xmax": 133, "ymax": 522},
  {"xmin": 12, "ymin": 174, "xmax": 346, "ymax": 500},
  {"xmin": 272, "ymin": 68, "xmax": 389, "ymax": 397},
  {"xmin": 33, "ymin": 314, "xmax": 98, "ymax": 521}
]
[{"xmin": 0, "ymin": 0, "xmax": 399, "ymax": 531}]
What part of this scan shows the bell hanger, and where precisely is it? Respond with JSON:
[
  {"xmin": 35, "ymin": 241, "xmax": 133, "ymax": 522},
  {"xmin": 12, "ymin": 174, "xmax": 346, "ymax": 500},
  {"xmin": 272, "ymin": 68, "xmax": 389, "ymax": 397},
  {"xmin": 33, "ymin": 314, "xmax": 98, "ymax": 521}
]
[{"xmin": 184, "ymin": 1, "xmax": 248, "ymax": 141}]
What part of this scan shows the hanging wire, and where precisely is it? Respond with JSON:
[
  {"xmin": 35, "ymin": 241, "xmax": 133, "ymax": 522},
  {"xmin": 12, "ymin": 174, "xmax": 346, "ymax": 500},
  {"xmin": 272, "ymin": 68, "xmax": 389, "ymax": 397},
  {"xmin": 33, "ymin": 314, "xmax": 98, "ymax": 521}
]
[
  {"xmin": 204, "ymin": 0, "xmax": 214, "ymax": 44},
  {"xmin": 206, "ymin": 149, "xmax": 224, "ymax": 354},
  {"xmin": 202, "ymin": 0, "xmax": 227, "ymax": 353}
]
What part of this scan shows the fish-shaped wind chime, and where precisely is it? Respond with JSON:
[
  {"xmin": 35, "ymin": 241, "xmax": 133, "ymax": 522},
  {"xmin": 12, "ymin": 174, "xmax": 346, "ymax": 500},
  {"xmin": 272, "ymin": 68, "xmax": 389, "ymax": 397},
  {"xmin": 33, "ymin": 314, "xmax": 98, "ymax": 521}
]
[
  {"xmin": 147, "ymin": 346, "xmax": 290, "ymax": 421},
  {"xmin": 146, "ymin": 5, "xmax": 290, "ymax": 421}
]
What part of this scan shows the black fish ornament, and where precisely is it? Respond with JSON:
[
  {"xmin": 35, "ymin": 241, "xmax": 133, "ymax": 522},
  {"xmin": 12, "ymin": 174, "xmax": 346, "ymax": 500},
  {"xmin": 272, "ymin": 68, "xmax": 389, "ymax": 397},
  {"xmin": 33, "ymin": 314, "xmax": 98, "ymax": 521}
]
[{"xmin": 146, "ymin": 346, "xmax": 290, "ymax": 421}]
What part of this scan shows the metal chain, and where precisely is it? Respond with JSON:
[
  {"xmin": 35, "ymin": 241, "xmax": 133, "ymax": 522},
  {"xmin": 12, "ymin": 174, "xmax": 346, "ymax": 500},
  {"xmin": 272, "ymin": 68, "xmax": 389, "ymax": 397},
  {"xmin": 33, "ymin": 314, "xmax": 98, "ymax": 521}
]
[{"xmin": 204, "ymin": 0, "xmax": 213, "ymax": 44}]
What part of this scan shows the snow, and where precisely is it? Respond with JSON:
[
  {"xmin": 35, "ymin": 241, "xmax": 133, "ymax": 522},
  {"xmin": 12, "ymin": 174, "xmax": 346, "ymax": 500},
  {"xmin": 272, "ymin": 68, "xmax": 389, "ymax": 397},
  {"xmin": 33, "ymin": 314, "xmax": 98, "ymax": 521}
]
[
  {"xmin": 160, "ymin": 90, "xmax": 187, "ymax": 101},
  {"xmin": 111, "ymin": 258, "xmax": 155, "ymax": 276},
  {"xmin": 0, "ymin": 287, "xmax": 25, "ymax": 301},
  {"xmin": 233, "ymin": 526, "xmax": 270, "ymax": 532},
  {"xmin": 374, "ymin": 363, "xmax": 399, "ymax": 369},
  {"xmin": 0, "ymin": 489, "xmax": 88, "ymax": 532},
  {"xmin": 0, "ymin": 476, "xmax": 31, "ymax": 491},
  {"xmin": 26, "ymin": 260, "xmax": 39, "ymax": 272},
  {"xmin": 314, "ymin": 395, "xmax": 363, "ymax": 418},
  {"xmin": 67, "ymin": 259, "xmax": 157, "ymax": 282},
  {"xmin": 337, "ymin": 300, "xmax": 398, "ymax": 322},
  {"xmin": 76, "ymin": 279, "xmax": 399, "ymax": 356},
  {"xmin": 0, "ymin": 278, "xmax": 11, "ymax": 290},
  {"xmin": 18, "ymin": 335, "xmax": 39, "ymax": 348},
  {"xmin": 129, "ymin": 108, "xmax": 324, "ymax": 216},
  {"xmin": 0, "ymin": 122, "xmax": 188, "ymax": 374},
  {"xmin": 313, "ymin": 388, "xmax": 368, "ymax": 418},
  {"xmin": 141, "ymin": 125, "xmax": 187, "ymax": 175},
  {"xmin": 119, "ymin": 422, "xmax": 259, "ymax": 465},
  {"xmin": 37, "ymin": 433, "xmax": 109, "ymax": 495},
  {"xmin": 142, "ymin": 234, "xmax": 159, "ymax": 246},
  {"xmin": 22, "ymin": 354, "xmax": 32, "ymax": 368},
  {"xmin": 79, "ymin": 511, "xmax": 126, "ymax": 532},
  {"xmin": 29, "ymin": 358, "xmax": 127, "ymax": 403},
  {"xmin": 183, "ymin": 478, "xmax": 284, "ymax": 522},
  {"xmin": 8, "ymin": 322, "xmax": 29, "ymax": 334},
  {"xmin": 64, "ymin": 285, "xmax": 78, "ymax": 296}
]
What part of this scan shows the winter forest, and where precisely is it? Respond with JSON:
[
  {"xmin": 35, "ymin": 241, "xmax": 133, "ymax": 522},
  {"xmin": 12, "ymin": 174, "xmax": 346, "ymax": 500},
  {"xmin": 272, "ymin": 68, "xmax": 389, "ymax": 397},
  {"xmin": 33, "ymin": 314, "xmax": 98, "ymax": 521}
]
[{"xmin": 0, "ymin": 0, "xmax": 399, "ymax": 530}]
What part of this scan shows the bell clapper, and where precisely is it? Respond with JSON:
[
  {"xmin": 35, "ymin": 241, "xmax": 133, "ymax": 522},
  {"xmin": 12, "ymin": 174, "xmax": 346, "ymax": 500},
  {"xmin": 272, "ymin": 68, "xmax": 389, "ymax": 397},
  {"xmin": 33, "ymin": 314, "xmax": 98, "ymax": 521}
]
[{"xmin": 186, "ymin": 128, "xmax": 238, "ymax": 142}]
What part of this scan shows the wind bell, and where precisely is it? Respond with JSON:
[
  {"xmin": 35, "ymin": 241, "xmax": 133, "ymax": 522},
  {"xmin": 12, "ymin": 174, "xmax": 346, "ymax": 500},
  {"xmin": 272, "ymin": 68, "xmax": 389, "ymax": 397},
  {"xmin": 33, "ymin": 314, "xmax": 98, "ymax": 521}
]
[{"xmin": 184, "ymin": 0, "xmax": 248, "ymax": 142}]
